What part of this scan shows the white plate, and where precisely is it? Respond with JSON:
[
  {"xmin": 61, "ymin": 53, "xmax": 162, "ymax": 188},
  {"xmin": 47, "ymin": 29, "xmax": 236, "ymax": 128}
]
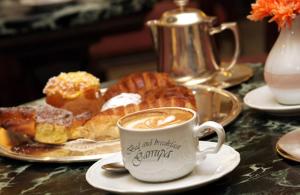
[
  {"xmin": 244, "ymin": 85, "xmax": 300, "ymax": 115},
  {"xmin": 86, "ymin": 141, "xmax": 240, "ymax": 194}
]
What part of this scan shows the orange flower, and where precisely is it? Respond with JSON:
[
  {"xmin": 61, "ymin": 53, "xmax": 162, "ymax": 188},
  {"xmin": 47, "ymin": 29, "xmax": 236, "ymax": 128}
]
[{"xmin": 248, "ymin": 0, "xmax": 300, "ymax": 29}]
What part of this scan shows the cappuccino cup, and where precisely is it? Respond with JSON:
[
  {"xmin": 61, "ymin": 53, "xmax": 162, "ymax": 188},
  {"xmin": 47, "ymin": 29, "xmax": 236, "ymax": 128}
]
[{"xmin": 117, "ymin": 107, "xmax": 225, "ymax": 182}]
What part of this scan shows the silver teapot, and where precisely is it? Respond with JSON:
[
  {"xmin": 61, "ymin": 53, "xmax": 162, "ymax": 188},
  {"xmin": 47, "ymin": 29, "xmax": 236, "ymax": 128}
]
[{"xmin": 147, "ymin": 0, "xmax": 240, "ymax": 84}]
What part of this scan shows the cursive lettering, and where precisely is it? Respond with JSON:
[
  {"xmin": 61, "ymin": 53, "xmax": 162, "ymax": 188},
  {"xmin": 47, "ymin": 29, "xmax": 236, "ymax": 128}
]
[
  {"xmin": 154, "ymin": 139, "xmax": 181, "ymax": 150},
  {"xmin": 126, "ymin": 143, "xmax": 140, "ymax": 154},
  {"xmin": 132, "ymin": 149, "xmax": 174, "ymax": 166}
]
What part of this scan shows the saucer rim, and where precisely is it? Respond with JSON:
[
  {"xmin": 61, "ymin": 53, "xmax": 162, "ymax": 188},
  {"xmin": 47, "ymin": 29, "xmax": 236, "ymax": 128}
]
[
  {"xmin": 276, "ymin": 144, "xmax": 300, "ymax": 163},
  {"xmin": 85, "ymin": 141, "xmax": 240, "ymax": 194},
  {"xmin": 207, "ymin": 63, "xmax": 254, "ymax": 89},
  {"xmin": 244, "ymin": 85, "xmax": 300, "ymax": 112},
  {"xmin": 276, "ymin": 129, "xmax": 300, "ymax": 162}
]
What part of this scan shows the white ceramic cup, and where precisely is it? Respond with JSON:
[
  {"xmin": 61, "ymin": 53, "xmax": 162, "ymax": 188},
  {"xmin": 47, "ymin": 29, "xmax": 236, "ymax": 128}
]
[{"xmin": 117, "ymin": 107, "xmax": 225, "ymax": 182}]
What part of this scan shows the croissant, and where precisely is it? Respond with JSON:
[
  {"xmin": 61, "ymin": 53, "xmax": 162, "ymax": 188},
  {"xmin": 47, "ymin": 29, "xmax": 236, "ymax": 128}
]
[
  {"xmin": 103, "ymin": 72, "xmax": 176, "ymax": 101},
  {"xmin": 82, "ymin": 85, "xmax": 196, "ymax": 140}
]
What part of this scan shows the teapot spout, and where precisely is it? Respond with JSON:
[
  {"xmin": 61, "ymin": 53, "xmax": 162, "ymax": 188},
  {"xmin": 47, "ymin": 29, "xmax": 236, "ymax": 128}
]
[{"xmin": 146, "ymin": 20, "xmax": 159, "ymax": 51}]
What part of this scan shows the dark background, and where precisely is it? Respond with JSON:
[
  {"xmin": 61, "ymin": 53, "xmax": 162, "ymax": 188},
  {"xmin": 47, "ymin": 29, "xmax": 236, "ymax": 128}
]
[{"xmin": 0, "ymin": 0, "xmax": 278, "ymax": 107}]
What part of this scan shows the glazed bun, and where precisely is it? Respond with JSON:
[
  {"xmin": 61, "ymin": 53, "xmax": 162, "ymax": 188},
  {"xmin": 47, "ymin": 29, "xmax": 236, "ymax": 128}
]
[{"xmin": 43, "ymin": 71, "xmax": 102, "ymax": 115}]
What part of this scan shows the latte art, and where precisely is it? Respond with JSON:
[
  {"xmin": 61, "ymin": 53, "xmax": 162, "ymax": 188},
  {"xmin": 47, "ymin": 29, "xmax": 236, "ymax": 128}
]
[{"xmin": 120, "ymin": 109, "xmax": 193, "ymax": 130}]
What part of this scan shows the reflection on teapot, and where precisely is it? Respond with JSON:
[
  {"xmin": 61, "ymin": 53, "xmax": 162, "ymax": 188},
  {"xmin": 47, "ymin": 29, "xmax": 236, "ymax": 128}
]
[{"xmin": 147, "ymin": 0, "xmax": 240, "ymax": 85}]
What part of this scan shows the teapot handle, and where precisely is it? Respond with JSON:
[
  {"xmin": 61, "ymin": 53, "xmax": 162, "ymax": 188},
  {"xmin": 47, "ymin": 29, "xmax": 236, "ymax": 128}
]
[{"xmin": 209, "ymin": 22, "xmax": 240, "ymax": 71}]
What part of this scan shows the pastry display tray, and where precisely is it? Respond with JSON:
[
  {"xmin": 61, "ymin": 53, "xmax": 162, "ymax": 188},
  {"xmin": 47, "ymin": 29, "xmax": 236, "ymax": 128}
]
[{"xmin": 0, "ymin": 85, "xmax": 241, "ymax": 163}]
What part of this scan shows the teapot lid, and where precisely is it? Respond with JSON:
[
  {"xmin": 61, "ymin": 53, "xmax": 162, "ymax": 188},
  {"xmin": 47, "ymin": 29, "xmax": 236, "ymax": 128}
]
[{"xmin": 159, "ymin": 0, "xmax": 215, "ymax": 26}]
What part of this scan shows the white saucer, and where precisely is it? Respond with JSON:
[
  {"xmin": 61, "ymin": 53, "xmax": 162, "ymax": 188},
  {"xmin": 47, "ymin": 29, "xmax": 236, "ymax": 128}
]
[
  {"xmin": 276, "ymin": 129, "xmax": 300, "ymax": 162},
  {"xmin": 244, "ymin": 85, "xmax": 300, "ymax": 115},
  {"xmin": 86, "ymin": 141, "xmax": 240, "ymax": 194}
]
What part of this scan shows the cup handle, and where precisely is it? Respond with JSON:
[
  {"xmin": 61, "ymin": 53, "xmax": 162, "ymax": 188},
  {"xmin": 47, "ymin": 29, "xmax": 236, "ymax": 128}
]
[
  {"xmin": 193, "ymin": 121, "xmax": 225, "ymax": 161},
  {"xmin": 209, "ymin": 22, "xmax": 240, "ymax": 72}
]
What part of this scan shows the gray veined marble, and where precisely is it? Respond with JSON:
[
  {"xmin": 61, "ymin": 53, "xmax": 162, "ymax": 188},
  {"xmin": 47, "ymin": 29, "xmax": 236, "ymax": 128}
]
[{"xmin": 20, "ymin": 167, "xmax": 67, "ymax": 194}]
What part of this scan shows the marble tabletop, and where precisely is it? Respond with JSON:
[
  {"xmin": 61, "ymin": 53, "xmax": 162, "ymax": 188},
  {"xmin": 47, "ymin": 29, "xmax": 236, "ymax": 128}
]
[{"xmin": 1, "ymin": 64, "xmax": 300, "ymax": 194}]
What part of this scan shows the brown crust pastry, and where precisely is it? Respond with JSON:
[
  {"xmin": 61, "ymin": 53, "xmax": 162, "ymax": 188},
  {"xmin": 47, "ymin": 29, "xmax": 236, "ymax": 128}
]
[
  {"xmin": 0, "ymin": 106, "xmax": 36, "ymax": 137},
  {"xmin": 0, "ymin": 72, "xmax": 196, "ymax": 144},
  {"xmin": 70, "ymin": 72, "xmax": 192, "ymax": 142},
  {"xmin": 0, "ymin": 105, "xmax": 92, "ymax": 144},
  {"xmin": 103, "ymin": 72, "xmax": 176, "ymax": 101},
  {"xmin": 43, "ymin": 71, "xmax": 102, "ymax": 115}
]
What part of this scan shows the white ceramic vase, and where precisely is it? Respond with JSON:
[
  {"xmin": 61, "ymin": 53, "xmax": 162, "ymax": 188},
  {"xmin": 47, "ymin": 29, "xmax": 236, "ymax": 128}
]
[{"xmin": 264, "ymin": 16, "xmax": 300, "ymax": 105}]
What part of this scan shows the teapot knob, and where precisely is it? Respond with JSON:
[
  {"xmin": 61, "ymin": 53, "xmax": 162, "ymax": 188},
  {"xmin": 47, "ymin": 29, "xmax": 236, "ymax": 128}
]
[{"xmin": 174, "ymin": 0, "xmax": 188, "ymax": 10}]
